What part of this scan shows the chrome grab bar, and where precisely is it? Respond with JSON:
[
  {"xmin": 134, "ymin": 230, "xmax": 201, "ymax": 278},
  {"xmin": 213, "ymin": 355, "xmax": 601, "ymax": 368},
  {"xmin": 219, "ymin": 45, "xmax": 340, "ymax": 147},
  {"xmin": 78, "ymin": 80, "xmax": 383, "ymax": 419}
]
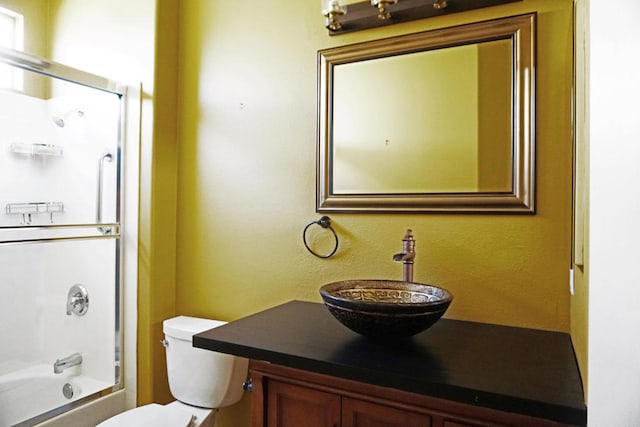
[{"xmin": 96, "ymin": 152, "xmax": 113, "ymax": 234}]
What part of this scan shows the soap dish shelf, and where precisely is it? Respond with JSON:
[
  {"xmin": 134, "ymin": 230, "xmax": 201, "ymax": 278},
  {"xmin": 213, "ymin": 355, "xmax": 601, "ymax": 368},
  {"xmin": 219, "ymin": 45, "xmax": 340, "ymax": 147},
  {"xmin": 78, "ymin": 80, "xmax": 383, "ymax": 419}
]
[
  {"xmin": 9, "ymin": 142, "xmax": 64, "ymax": 157},
  {"xmin": 6, "ymin": 202, "xmax": 65, "ymax": 224}
]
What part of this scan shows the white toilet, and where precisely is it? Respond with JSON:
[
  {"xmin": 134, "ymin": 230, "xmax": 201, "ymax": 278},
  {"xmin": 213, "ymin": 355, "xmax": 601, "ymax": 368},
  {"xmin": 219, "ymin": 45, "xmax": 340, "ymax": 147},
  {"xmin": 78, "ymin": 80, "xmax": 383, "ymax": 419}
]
[{"xmin": 98, "ymin": 316, "xmax": 248, "ymax": 427}]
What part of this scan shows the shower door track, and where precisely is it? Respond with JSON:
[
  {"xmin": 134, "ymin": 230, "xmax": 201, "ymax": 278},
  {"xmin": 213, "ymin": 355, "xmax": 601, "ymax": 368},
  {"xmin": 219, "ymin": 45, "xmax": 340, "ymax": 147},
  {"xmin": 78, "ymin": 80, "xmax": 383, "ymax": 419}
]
[
  {"xmin": 0, "ymin": 224, "xmax": 120, "ymax": 245},
  {"xmin": 0, "ymin": 47, "xmax": 126, "ymax": 94}
]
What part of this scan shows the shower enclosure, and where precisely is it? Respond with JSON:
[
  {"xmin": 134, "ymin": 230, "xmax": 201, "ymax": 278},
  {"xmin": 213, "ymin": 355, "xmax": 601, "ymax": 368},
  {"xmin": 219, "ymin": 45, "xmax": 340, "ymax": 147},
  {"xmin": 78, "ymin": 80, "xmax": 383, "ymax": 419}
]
[{"xmin": 0, "ymin": 48, "xmax": 127, "ymax": 426}]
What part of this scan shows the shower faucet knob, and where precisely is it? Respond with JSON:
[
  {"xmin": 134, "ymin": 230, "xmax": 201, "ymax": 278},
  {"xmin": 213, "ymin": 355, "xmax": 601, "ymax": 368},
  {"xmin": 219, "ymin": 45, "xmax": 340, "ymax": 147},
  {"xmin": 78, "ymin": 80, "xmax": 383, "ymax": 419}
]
[{"xmin": 66, "ymin": 284, "xmax": 89, "ymax": 316}]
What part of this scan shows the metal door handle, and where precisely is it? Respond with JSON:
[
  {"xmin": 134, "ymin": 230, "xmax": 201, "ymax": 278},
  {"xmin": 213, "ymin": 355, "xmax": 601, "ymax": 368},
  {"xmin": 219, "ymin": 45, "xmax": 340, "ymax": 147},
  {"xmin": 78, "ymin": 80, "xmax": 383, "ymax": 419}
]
[{"xmin": 96, "ymin": 152, "xmax": 113, "ymax": 234}]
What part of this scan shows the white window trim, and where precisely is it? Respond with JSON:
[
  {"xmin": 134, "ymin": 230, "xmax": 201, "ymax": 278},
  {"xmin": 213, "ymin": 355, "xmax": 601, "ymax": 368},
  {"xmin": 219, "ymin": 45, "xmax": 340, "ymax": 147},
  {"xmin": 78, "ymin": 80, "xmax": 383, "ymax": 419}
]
[
  {"xmin": 0, "ymin": 6, "xmax": 23, "ymax": 50},
  {"xmin": 0, "ymin": 6, "xmax": 24, "ymax": 91}
]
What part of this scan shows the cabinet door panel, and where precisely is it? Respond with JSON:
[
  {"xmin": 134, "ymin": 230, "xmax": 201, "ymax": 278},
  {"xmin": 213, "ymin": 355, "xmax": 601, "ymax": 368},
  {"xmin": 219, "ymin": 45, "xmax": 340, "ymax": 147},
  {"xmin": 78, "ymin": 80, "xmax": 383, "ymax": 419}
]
[
  {"xmin": 443, "ymin": 421, "xmax": 483, "ymax": 427},
  {"xmin": 343, "ymin": 397, "xmax": 431, "ymax": 427},
  {"xmin": 442, "ymin": 418, "xmax": 507, "ymax": 427},
  {"xmin": 267, "ymin": 380, "xmax": 340, "ymax": 427}
]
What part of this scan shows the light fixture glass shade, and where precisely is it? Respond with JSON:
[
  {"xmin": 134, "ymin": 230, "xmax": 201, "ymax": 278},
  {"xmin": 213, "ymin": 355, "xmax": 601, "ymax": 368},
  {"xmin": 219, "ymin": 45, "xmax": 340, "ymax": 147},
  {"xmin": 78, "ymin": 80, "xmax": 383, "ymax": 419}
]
[
  {"xmin": 322, "ymin": 0, "xmax": 347, "ymax": 15},
  {"xmin": 371, "ymin": 0, "xmax": 398, "ymax": 20},
  {"xmin": 322, "ymin": 0, "xmax": 347, "ymax": 31}
]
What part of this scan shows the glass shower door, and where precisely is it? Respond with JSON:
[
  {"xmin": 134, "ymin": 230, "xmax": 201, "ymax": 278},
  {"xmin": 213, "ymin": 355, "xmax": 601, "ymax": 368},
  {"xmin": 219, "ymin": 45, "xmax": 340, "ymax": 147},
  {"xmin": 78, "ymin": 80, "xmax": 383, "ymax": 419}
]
[{"xmin": 0, "ymin": 48, "xmax": 125, "ymax": 426}]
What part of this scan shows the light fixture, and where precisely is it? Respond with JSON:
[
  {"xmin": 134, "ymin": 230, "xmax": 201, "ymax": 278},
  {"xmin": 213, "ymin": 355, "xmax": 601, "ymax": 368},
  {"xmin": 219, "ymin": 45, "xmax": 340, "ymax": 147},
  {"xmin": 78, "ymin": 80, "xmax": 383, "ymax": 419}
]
[
  {"xmin": 323, "ymin": 0, "xmax": 522, "ymax": 36},
  {"xmin": 371, "ymin": 0, "xmax": 398, "ymax": 20},
  {"xmin": 322, "ymin": 0, "xmax": 347, "ymax": 31}
]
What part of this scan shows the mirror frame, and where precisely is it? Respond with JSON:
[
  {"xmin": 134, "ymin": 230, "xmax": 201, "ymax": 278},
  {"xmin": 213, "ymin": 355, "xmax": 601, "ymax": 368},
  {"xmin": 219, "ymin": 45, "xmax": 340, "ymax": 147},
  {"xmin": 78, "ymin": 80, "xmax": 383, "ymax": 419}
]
[{"xmin": 317, "ymin": 13, "xmax": 536, "ymax": 213}]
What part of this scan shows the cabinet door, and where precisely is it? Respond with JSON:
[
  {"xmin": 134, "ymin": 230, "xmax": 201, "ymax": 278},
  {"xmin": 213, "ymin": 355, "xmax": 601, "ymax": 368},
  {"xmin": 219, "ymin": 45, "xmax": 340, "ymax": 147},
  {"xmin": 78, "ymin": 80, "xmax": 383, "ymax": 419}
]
[
  {"xmin": 343, "ymin": 397, "xmax": 431, "ymax": 427},
  {"xmin": 440, "ymin": 418, "xmax": 508, "ymax": 427},
  {"xmin": 266, "ymin": 380, "xmax": 341, "ymax": 427}
]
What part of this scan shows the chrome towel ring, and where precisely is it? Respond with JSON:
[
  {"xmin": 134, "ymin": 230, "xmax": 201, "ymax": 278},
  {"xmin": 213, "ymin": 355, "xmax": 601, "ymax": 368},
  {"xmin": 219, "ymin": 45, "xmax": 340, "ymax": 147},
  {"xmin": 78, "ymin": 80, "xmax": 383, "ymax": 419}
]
[{"xmin": 303, "ymin": 216, "xmax": 339, "ymax": 258}]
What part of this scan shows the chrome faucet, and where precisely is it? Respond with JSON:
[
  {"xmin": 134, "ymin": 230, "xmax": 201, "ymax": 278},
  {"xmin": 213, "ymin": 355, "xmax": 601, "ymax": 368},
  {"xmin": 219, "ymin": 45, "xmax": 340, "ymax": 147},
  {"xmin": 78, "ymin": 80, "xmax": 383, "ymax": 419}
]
[
  {"xmin": 53, "ymin": 353, "xmax": 82, "ymax": 374},
  {"xmin": 393, "ymin": 229, "xmax": 416, "ymax": 282}
]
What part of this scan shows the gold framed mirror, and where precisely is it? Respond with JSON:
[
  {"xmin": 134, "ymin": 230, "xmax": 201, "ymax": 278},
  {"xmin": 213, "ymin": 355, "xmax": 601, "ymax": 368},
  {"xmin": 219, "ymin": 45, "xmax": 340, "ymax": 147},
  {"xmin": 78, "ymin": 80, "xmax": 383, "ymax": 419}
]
[{"xmin": 317, "ymin": 13, "xmax": 536, "ymax": 213}]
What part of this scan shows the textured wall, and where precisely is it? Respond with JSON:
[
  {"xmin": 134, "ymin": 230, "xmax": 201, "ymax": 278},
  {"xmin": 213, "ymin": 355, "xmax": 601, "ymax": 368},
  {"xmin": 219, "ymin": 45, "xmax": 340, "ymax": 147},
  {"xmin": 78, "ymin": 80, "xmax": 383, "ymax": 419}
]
[
  {"xmin": 175, "ymin": 1, "xmax": 574, "ymax": 425},
  {"xmin": 176, "ymin": 0, "xmax": 574, "ymax": 330}
]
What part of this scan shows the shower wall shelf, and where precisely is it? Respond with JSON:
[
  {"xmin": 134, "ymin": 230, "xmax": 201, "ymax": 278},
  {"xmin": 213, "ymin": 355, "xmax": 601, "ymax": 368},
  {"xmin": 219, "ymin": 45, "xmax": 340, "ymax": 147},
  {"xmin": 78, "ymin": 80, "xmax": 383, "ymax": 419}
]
[
  {"xmin": 6, "ymin": 202, "xmax": 65, "ymax": 224},
  {"xmin": 9, "ymin": 142, "xmax": 64, "ymax": 157},
  {"xmin": 6, "ymin": 202, "xmax": 65, "ymax": 215}
]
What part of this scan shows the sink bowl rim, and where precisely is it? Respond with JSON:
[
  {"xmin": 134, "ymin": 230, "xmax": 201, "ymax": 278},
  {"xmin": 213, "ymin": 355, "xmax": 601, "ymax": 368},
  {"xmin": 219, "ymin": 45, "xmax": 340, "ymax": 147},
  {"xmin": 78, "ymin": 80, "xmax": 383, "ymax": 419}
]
[{"xmin": 319, "ymin": 279, "xmax": 453, "ymax": 315}]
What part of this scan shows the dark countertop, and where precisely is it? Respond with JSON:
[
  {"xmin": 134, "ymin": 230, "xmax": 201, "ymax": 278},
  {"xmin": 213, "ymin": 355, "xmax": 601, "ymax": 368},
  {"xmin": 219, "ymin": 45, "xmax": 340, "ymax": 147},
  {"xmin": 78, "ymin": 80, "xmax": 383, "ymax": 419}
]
[{"xmin": 193, "ymin": 300, "xmax": 586, "ymax": 425}]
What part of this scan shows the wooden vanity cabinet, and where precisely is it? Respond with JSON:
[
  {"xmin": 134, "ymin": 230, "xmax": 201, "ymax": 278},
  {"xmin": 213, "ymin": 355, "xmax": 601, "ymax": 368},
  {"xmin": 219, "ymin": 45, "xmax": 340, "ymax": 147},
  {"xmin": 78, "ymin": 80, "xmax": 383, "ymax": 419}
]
[
  {"xmin": 265, "ymin": 379, "xmax": 340, "ymax": 427},
  {"xmin": 249, "ymin": 361, "xmax": 576, "ymax": 427},
  {"xmin": 342, "ymin": 397, "xmax": 431, "ymax": 427}
]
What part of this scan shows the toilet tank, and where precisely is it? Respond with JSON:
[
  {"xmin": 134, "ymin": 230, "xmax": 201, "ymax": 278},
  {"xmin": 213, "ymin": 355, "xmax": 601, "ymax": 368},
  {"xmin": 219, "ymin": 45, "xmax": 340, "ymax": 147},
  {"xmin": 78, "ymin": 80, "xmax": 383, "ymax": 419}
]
[{"xmin": 163, "ymin": 316, "xmax": 248, "ymax": 408}]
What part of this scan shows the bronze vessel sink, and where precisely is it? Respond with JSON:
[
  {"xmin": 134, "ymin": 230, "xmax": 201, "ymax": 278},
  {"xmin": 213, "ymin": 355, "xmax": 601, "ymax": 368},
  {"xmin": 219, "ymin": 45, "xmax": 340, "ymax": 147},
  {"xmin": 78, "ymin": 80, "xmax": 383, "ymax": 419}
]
[{"xmin": 319, "ymin": 279, "xmax": 453, "ymax": 339}]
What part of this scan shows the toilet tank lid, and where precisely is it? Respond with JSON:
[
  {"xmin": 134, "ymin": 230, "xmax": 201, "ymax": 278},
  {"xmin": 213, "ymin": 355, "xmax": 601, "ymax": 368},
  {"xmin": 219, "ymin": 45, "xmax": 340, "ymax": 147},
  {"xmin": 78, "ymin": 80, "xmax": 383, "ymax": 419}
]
[{"xmin": 163, "ymin": 316, "xmax": 227, "ymax": 340}]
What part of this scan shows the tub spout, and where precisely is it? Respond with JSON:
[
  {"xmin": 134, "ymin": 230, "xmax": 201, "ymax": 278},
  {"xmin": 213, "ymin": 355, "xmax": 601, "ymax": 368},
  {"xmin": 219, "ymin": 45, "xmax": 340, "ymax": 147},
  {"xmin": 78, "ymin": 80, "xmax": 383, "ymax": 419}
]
[
  {"xmin": 393, "ymin": 229, "xmax": 416, "ymax": 282},
  {"xmin": 53, "ymin": 353, "xmax": 82, "ymax": 374}
]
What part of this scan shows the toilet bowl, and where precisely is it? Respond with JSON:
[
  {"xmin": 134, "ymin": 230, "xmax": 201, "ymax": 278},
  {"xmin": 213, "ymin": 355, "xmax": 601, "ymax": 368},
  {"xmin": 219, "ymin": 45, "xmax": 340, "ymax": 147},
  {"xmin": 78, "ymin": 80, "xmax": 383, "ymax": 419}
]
[{"xmin": 98, "ymin": 316, "xmax": 248, "ymax": 427}]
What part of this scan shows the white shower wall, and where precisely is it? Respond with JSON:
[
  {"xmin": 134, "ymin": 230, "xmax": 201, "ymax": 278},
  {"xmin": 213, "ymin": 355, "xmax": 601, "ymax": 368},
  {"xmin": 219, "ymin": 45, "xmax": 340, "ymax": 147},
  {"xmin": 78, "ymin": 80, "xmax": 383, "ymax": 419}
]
[
  {"xmin": 0, "ymin": 88, "xmax": 120, "ymax": 386},
  {"xmin": 0, "ymin": 89, "xmax": 118, "ymax": 227},
  {"xmin": 0, "ymin": 240, "xmax": 116, "ymax": 385}
]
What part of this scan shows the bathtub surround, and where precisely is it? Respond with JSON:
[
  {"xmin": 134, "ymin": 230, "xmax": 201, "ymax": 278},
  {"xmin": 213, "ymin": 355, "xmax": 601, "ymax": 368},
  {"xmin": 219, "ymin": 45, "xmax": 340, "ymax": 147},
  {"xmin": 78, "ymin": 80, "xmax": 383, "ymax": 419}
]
[
  {"xmin": 0, "ymin": 0, "xmax": 145, "ymax": 424},
  {"xmin": 0, "ymin": 65, "xmax": 120, "ymax": 424},
  {"xmin": 0, "ymin": 52, "xmax": 127, "ymax": 425}
]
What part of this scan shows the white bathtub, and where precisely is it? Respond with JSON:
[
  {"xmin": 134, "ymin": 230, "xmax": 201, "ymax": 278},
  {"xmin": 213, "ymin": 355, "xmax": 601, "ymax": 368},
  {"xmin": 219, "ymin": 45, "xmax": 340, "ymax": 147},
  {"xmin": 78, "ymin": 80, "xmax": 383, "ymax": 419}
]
[{"xmin": 0, "ymin": 363, "xmax": 111, "ymax": 426}]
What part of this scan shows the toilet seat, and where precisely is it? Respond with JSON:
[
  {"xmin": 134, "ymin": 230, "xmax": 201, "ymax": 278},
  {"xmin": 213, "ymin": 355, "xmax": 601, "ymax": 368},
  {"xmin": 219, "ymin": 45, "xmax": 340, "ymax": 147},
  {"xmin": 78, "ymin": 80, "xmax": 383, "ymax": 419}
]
[{"xmin": 97, "ymin": 403, "xmax": 195, "ymax": 427}]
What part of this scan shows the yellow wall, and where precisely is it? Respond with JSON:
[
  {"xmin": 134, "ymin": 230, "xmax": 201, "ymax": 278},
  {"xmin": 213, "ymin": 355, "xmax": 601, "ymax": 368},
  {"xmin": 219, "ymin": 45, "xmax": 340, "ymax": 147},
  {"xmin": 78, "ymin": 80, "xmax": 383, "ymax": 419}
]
[
  {"xmin": 175, "ymin": 0, "xmax": 574, "ymax": 424},
  {"xmin": 477, "ymin": 39, "xmax": 512, "ymax": 192},
  {"xmin": 332, "ymin": 45, "xmax": 479, "ymax": 193}
]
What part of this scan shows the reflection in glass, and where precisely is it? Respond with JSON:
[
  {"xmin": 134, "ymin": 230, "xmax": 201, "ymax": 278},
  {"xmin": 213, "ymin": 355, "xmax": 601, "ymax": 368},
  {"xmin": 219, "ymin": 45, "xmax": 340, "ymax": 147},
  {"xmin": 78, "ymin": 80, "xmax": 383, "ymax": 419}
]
[{"xmin": 332, "ymin": 39, "xmax": 513, "ymax": 194}]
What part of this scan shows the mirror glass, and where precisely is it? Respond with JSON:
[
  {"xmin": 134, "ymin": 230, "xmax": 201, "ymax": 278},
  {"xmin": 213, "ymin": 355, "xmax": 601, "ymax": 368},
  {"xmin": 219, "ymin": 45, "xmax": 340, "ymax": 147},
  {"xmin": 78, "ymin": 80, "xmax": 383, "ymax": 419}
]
[
  {"xmin": 317, "ymin": 13, "xmax": 536, "ymax": 213},
  {"xmin": 333, "ymin": 39, "xmax": 512, "ymax": 194}
]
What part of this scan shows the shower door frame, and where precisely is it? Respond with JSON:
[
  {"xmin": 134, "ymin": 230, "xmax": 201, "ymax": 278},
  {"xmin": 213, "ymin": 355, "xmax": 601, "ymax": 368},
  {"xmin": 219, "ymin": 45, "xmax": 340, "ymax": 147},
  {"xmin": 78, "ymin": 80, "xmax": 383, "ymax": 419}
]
[{"xmin": 0, "ymin": 47, "xmax": 129, "ymax": 425}]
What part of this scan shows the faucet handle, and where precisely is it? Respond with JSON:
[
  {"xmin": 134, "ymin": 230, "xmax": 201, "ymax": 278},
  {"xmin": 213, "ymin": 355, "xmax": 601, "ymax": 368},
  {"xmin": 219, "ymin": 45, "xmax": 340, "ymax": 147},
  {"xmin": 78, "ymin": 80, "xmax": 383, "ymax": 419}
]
[
  {"xmin": 402, "ymin": 229, "xmax": 415, "ymax": 253},
  {"xmin": 403, "ymin": 229, "xmax": 414, "ymax": 241},
  {"xmin": 66, "ymin": 284, "xmax": 89, "ymax": 316},
  {"xmin": 395, "ymin": 230, "xmax": 416, "ymax": 282}
]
